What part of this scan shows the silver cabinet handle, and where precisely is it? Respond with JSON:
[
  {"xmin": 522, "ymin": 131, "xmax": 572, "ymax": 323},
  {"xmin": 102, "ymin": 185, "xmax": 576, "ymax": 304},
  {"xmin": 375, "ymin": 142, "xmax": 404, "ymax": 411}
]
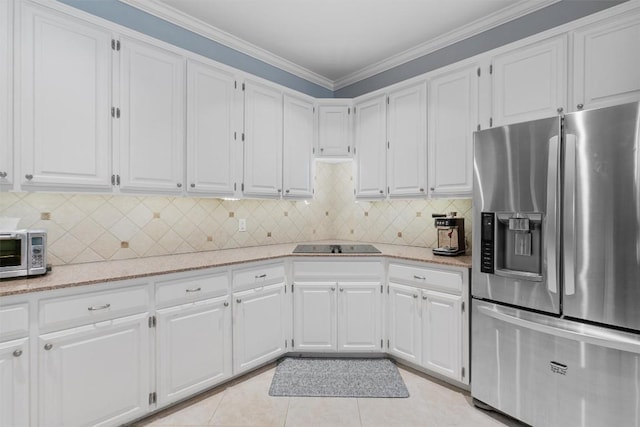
[
  {"xmin": 190, "ymin": 183, "xmax": 195, "ymax": 188},
  {"xmin": 577, "ymin": 103, "xmax": 584, "ymax": 110},
  {"xmin": 413, "ymin": 294, "xmax": 418, "ymax": 299},
  {"xmin": 88, "ymin": 303, "xmax": 111, "ymax": 311},
  {"xmin": 177, "ymin": 183, "xmax": 182, "ymax": 188},
  {"xmin": 223, "ymin": 301, "xmax": 229, "ymax": 307},
  {"xmin": 255, "ymin": 274, "xmax": 267, "ymax": 279},
  {"xmin": 25, "ymin": 174, "xmax": 33, "ymax": 181},
  {"xmin": 186, "ymin": 287, "xmax": 201, "ymax": 293},
  {"xmin": 44, "ymin": 343, "xmax": 53, "ymax": 351},
  {"xmin": 13, "ymin": 349, "xmax": 22, "ymax": 357},
  {"xmin": 413, "ymin": 275, "xmax": 426, "ymax": 280},
  {"xmin": 0, "ymin": 171, "xmax": 7, "ymax": 178},
  {"xmin": 236, "ymin": 298, "xmax": 242, "ymax": 303}
]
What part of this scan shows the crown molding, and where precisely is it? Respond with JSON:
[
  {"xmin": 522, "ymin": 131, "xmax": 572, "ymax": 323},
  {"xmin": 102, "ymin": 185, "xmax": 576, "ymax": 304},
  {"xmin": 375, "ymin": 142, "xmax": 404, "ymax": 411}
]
[
  {"xmin": 117, "ymin": 0, "xmax": 335, "ymax": 90},
  {"xmin": 333, "ymin": 0, "xmax": 561, "ymax": 89},
  {"xmin": 120, "ymin": 0, "xmax": 560, "ymax": 92}
]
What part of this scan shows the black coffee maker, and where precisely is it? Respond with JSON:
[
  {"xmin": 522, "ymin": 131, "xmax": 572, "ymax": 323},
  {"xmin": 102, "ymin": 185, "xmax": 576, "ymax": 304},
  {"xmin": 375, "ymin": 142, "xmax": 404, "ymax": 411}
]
[{"xmin": 432, "ymin": 212, "xmax": 466, "ymax": 256}]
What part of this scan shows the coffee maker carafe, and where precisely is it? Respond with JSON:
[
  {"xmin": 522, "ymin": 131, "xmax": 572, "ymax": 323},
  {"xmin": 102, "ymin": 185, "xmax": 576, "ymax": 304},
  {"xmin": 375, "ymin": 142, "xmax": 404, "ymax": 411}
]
[{"xmin": 432, "ymin": 212, "xmax": 466, "ymax": 256}]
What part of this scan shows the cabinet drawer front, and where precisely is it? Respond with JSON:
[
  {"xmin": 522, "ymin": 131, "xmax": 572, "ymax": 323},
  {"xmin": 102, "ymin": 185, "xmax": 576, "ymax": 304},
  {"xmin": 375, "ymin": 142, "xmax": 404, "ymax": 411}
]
[
  {"xmin": 0, "ymin": 303, "xmax": 29, "ymax": 341},
  {"xmin": 293, "ymin": 261, "xmax": 382, "ymax": 279},
  {"xmin": 156, "ymin": 271, "xmax": 229, "ymax": 306},
  {"xmin": 39, "ymin": 284, "xmax": 150, "ymax": 330},
  {"xmin": 233, "ymin": 263, "xmax": 285, "ymax": 290},
  {"xmin": 388, "ymin": 264, "xmax": 463, "ymax": 293}
]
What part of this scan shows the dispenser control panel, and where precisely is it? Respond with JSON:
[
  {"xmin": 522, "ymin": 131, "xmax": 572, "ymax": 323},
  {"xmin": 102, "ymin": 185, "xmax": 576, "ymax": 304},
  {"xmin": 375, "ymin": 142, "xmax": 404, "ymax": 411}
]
[{"xmin": 480, "ymin": 212, "xmax": 494, "ymax": 273}]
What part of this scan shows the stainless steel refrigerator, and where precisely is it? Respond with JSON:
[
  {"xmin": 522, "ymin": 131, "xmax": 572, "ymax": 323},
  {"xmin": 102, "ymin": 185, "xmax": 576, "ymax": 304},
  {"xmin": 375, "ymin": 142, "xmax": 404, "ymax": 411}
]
[{"xmin": 472, "ymin": 101, "xmax": 640, "ymax": 427}]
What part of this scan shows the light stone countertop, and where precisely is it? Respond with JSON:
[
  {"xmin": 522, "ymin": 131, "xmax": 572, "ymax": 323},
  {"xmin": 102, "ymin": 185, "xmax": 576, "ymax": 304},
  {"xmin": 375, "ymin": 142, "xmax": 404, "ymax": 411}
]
[{"xmin": 0, "ymin": 241, "xmax": 472, "ymax": 297}]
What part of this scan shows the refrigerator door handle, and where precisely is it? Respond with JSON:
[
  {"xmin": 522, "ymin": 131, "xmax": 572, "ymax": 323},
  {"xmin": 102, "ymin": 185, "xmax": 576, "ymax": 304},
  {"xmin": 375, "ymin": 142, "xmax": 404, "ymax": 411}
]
[
  {"xmin": 545, "ymin": 135, "xmax": 560, "ymax": 294},
  {"xmin": 563, "ymin": 134, "xmax": 577, "ymax": 295},
  {"xmin": 477, "ymin": 303, "xmax": 640, "ymax": 354}
]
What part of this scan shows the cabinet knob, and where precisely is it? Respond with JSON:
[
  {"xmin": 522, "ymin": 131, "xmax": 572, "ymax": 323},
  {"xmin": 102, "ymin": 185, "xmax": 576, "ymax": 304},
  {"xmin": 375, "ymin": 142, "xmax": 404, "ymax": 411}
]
[
  {"xmin": 223, "ymin": 301, "xmax": 229, "ymax": 307},
  {"xmin": 413, "ymin": 294, "xmax": 418, "ymax": 299},
  {"xmin": 577, "ymin": 104, "xmax": 584, "ymax": 110},
  {"xmin": 177, "ymin": 183, "xmax": 182, "ymax": 188},
  {"xmin": 278, "ymin": 189, "xmax": 282, "ymax": 193},
  {"xmin": 13, "ymin": 349, "xmax": 22, "ymax": 357},
  {"xmin": 419, "ymin": 188, "xmax": 424, "ymax": 192},
  {"xmin": 320, "ymin": 148, "xmax": 324, "ymax": 152},
  {"xmin": 44, "ymin": 343, "xmax": 53, "ymax": 351},
  {"xmin": 557, "ymin": 107, "xmax": 564, "ymax": 114},
  {"xmin": 340, "ymin": 288, "xmax": 344, "ymax": 292},
  {"xmin": 430, "ymin": 187, "xmax": 435, "ymax": 191},
  {"xmin": 285, "ymin": 189, "xmax": 290, "ymax": 194},
  {"xmin": 0, "ymin": 171, "xmax": 7, "ymax": 178},
  {"xmin": 331, "ymin": 287, "xmax": 336, "ymax": 291},
  {"xmin": 25, "ymin": 174, "xmax": 33, "ymax": 181},
  {"xmin": 236, "ymin": 298, "xmax": 242, "ymax": 304},
  {"xmin": 422, "ymin": 295, "xmax": 428, "ymax": 300},
  {"xmin": 190, "ymin": 183, "xmax": 195, "ymax": 188},
  {"xmin": 379, "ymin": 190, "xmax": 384, "ymax": 194}
]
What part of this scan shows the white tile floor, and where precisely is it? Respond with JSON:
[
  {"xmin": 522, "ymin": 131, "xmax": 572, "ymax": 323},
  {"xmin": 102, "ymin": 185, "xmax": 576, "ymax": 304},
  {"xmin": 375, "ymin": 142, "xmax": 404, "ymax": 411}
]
[{"xmin": 134, "ymin": 363, "xmax": 527, "ymax": 427}]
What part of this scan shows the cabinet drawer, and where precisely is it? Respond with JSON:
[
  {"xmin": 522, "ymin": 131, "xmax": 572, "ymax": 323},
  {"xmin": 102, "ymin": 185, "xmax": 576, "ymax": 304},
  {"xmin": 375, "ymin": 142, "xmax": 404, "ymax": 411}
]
[
  {"xmin": 156, "ymin": 270, "xmax": 229, "ymax": 307},
  {"xmin": 293, "ymin": 261, "xmax": 382, "ymax": 279},
  {"xmin": 233, "ymin": 263, "xmax": 285, "ymax": 290},
  {"xmin": 0, "ymin": 303, "xmax": 29, "ymax": 341},
  {"xmin": 39, "ymin": 284, "xmax": 150, "ymax": 330},
  {"xmin": 388, "ymin": 263, "xmax": 463, "ymax": 293}
]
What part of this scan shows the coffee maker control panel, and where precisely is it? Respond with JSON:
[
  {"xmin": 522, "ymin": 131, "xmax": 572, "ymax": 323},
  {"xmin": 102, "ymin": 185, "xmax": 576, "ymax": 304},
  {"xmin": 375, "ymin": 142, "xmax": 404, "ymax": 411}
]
[{"xmin": 480, "ymin": 212, "xmax": 494, "ymax": 273}]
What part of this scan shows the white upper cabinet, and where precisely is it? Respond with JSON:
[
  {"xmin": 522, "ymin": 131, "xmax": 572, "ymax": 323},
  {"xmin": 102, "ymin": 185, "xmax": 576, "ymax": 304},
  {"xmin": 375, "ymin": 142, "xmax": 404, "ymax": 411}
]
[
  {"xmin": 571, "ymin": 8, "xmax": 640, "ymax": 111},
  {"xmin": 242, "ymin": 79, "xmax": 283, "ymax": 198},
  {"xmin": 491, "ymin": 35, "xmax": 567, "ymax": 126},
  {"xmin": 387, "ymin": 82, "xmax": 427, "ymax": 198},
  {"xmin": 317, "ymin": 100, "xmax": 352, "ymax": 157},
  {"xmin": 0, "ymin": 0, "xmax": 13, "ymax": 188},
  {"xmin": 427, "ymin": 63, "xmax": 479, "ymax": 198},
  {"xmin": 283, "ymin": 94, "xmax": 314, "ymax": 199},
  {"xmin": 19, "ymin": 2, "xmax": 113, "ymax": 190},
  {"xmin": 186, "ymin": 59, "xmax": 239, "ymax": 197},
  {"xmin": 117, "ymin": 36, "xmax": 185, "ymax": 193},
  {"xmin": 354, "ymin": 94, "xmax": 387, "ymax": 199}
]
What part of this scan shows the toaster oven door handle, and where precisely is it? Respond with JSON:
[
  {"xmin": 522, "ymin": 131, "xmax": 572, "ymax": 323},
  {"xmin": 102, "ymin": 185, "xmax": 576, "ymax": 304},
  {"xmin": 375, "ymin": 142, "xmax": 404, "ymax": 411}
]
[{"xmin": 0, "ymin": 233, "xmax": 19, "ymax": 239}]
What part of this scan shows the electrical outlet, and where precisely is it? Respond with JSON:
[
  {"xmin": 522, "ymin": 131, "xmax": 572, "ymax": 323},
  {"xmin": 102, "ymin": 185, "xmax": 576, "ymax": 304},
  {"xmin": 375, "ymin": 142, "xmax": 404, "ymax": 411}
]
[{"xmin": 238, "ymin": 218, "xmax": 246, "ymax": 232}]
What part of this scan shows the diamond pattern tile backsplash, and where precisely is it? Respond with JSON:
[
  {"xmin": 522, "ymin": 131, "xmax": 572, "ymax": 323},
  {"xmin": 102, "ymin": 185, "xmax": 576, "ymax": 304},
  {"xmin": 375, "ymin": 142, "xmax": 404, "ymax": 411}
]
[{"xmin": 0, "ymin": 162, "xmax": 471, "ymax": 266}]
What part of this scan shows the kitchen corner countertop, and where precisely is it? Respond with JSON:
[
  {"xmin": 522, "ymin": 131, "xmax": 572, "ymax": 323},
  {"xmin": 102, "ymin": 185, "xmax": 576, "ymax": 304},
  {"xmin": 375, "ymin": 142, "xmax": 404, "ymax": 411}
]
[{"xmin": 0, "ymin": 242, "xmax": 472, "ymax": 297}]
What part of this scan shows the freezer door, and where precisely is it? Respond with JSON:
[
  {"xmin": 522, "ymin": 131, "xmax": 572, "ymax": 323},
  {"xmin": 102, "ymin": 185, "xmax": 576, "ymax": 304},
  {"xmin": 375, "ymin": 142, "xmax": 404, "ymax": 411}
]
[
  {"xmin": 563, "ymin": 102, "xmax": 640, "ymax": 331},
  {"xmin": 472, "ymin": 116, "xmax": 561, "ymax": 314},
  {"xmin": 472, "ymin": 300, "xmax": 640, "ymax": 427}
]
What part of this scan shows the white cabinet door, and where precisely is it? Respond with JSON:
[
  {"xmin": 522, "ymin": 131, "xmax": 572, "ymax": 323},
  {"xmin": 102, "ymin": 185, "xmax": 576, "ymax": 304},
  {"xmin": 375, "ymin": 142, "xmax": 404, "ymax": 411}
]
[
  {"xmin": 428, "ymin": 63, "xmax": 479, "ymax": 198},
  {"xmin": 0, "ymin": 338, "xmax": 29, "ymax": 427},
  {"xmin": 572, "ymin": 9, "xmax": 640, "ymax": 111},
  {"xmin": 233, "ymin": 283, "xmax": 286, "ymax": 374},
  {"xmin": 317, "ymin": 102, "xmax": 351, "ymax": 157},
  {"xmin": 117, "ymin": 36, "xmax": 185, "ymax": 193},
  {"xmin": 0, "ymin": 0, "xmax": 13, "ymax": 187},
  {"xmin": 387, "ymin": 82, "xmax": 427, "ymax": 198},
  {"xmin": 283, "ymin": 94, "xmax": 314, "ymax": 199},
  {"xmin": 186, "ymin": 59, "xmax": 238, "ymax": 197},
  {"xmin": 38, "ymin": 313, "xmax": 150, "ymax": 427},
  {"xmin": 243, "ymin": 80, "xmax": 283, "ymax": 198},
  {"xmin": 19, "ymin": 3, "xmax": 112, "ymax": 190},
  {"xmin": 293, "ymin": 282, "xmax": 337, "ymax": 352},
  {"xmin": 491, "ymin": 35, "xmax": 567, "ymax": 126},
  {"xmin": 387, "ymin": 282, "xmax": 421, "ymax": 364},
  {"xmin": 338, "ymin": 282, "xmax": 382, "ymax": 352},
  {"xmin": 156, "ymin": 296, "xmax": 232, "ymax": 406},
  {"xmin": 354, "ymin": 95, "xmax": 387, "ymax": 199},
  {"xmin": 421, "ymin": 291, "xmax": 462, "ymax": 381}
]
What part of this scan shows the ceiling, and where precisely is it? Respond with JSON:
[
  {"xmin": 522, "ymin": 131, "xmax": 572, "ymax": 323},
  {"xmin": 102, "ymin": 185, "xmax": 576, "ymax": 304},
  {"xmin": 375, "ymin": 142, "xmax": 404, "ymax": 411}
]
[{"xmin": 121, "ymin": 0, "xmax": 560, "ymax": 90}]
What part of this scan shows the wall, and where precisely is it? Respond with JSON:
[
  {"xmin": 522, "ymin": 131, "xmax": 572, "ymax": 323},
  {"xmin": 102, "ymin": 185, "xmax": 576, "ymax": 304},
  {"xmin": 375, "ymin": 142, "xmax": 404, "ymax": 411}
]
[{"xmin": 0, "ymin": 162, "xmax": 471, "ymax": 266}]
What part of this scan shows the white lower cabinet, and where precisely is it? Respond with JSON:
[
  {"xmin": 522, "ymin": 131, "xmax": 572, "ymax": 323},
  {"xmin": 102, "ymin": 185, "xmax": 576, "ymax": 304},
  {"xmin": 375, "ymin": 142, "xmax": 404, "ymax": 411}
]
[
  {"xmin": 156, "ymin": 295, "xmax": 232, "ymax": 406},
  {"xmin": 293, "ymin": 282, "xmax": 337, "ymax": 351},
  {"xmin": 337, "ymin": 282, "xmax": 382, "ymax": 352},
  {"xmin": 388, "ymin": 263, "xmax": 468, "ymax": 384},
  {"xmin": 38, "ymin": 312, "xmax": 150, "ymax": 427},
  {"xmin": 233, "ymin": 282, "xmax": 287, "ymax": 374},
  {"xmin": 0, "ymin": 338, "xmax": 29, "ymax": 427}
]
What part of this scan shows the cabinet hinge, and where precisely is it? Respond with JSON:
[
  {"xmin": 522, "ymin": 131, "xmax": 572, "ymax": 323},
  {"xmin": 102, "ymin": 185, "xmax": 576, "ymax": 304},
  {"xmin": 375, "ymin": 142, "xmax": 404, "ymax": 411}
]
[
  {"xmin": 148, "ymin": 392, "xmax": 157, "ymax": 405},
  {"xmin": 111, "ymin": 39, "xmax": 120, "ymax": 51},
  {"xmin": 312, "ymin": 188, "xmax": 315, "ymax": 195},
  {"xmin": 381, "ymin": 339, "xmax": 383, "ymax": 349},
  {"xmin": 461, "ymin": 301, "xmax": 465, "ymax": 313},
  {"xmin": 353, "ymin": 147, "xmax": 356, "ymax": 155},
  {"xmin": 291, "ymin": 283, "xmax": 294, "ymax": 293},
  {"xmin": 387, "ymin": 96, "xmax": 389, "ymax": 104},
  {"xmin": 380, "ymin": 285, "xmax": 383, "ymax": 294},
  {"xmin": 387, "ymin": 141, "xmax": 390, "ymax": 149},
  {"xmin": 348, "ymin": 107, "xmax": 351, "ymax": 115},
  {"xmin": 111, "ymin": 107, "xmax": 120, "ymax": 118},
  {"xmin": 353, "ymin": 107, "xmax": 356, "ymax": 114},
  {"xmin": 387, "ymin": 339, "xmax": 390, "ymax": 349},
  {"xmin": 285, "ymin": 340, "xmax": 288, "ymax": 349},
  {"xmin": 234, "ymin": 131, "xmax": 237, "ymax": 140},
  {"xmin": 234, "ymin": 80, "xmax": 237, "ymax": 89},
  {"xmin": 242, "ymin": 83, "xmax": 245, "ymax": 91},
  {"xmin": 489, "ymin": 64, "xmax": 493, "ymax": 74},
  {"xmin": 242, "ymin": 133, "xmax": 245, "ymax": 142},
  {"xmin": 489, "ymin": 117, "xmax": 493, "ymax": 127},
  {"xmin": 116, "ymin": 175, "xmax": 120, "ymax": 186},
  {"xmin": 313, "ymin": 106, "xmax": 315, "ymax": 113},
  {"xmin": 353, "ymin": 189, "xmax": 356, "ymax": 196},
  {"xmin": 312, "ymin": 147, "xmax": 315, "ymax": 155},
  {"xmin": 148, "ymin": 315, "xmax": 156, "ymax": 328},
  {"xmin": 462, "ymin": 367, "xmax": 466, "ymax": 378},
  {"xmin": 241, "ymin": 183, "xmax": 245, "ymax": 191},
  {"xmin": 477, "ymin": 67, "xmax": 481, "ymax": 77},
  {"xmin": 387, "ymin": 286, "xmax": 389, "ymax": 294},
  {"xmin": 111, "ymin": 174, "xmax": 115, "ymax": 186},
  {"xmin": 292, "ymin": 339, "xmax": 295, "ymax": 348},
  {"xmin": 347, "ymin": 146, "xmax": 351, "ymax": 153},
  {"xmin": 477, "ymin": 124, "xmax": 481, "ymax": 131},
  {"xmin": 387, "ymin": 186, "xmax": 390, "ymax": 194}
]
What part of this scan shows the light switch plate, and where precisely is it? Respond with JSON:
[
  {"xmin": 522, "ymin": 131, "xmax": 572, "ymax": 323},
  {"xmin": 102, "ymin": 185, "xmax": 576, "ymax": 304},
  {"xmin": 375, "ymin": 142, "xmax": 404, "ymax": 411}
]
[{"xmin": 238, "ymin": 218, "xmax": 246, "ymax": 232}]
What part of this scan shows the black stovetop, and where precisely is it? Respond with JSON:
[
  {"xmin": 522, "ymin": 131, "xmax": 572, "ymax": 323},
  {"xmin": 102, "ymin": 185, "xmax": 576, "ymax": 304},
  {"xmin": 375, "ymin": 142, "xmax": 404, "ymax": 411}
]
[{"xmin": 292, "ymin": 244, "xmax": 381, "ymax": 254}]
